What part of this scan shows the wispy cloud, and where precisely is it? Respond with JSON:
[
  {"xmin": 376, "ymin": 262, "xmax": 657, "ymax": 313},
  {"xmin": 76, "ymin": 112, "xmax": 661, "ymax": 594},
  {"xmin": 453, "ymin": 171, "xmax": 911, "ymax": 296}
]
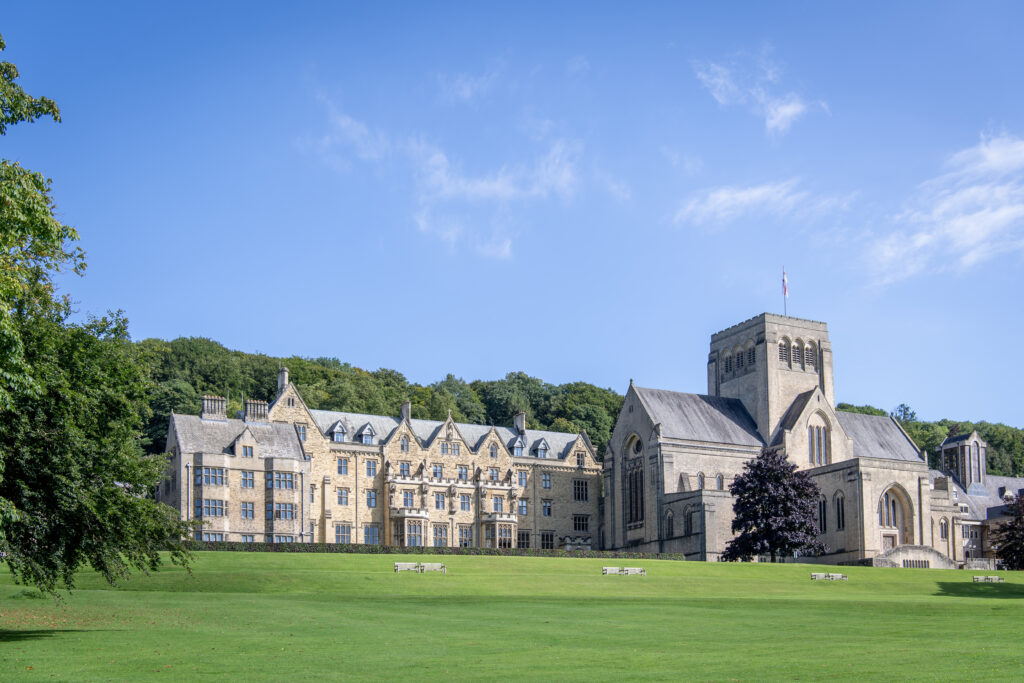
[
  {"xmin": 693, "ymin": 52, "xmax": 823, "ymax": 135},
  {"xmin": 437, "ymin": 70, "xmax": 497, "ymax": 103},
  {"xmin": 675, "ymin": 178, "xmax": 848, "ymax": 226},
  {"xmin": 566, "ymin": 55, "xmax": 590, "ymax": 76},
  {"xmin": 318, "ymin": 95, "xmax": 391, "ymax": 162},
  {"xmin": 870, "ymin": 133, "xmax": 1024, "ymax": 284}
]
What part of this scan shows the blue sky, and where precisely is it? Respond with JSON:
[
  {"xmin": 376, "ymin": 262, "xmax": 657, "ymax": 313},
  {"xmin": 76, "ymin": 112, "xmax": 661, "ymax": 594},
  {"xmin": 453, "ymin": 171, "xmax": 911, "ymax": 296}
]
[{"xmin": 4, "ymin": 3, "xmax": 1023, "ymax": 425}]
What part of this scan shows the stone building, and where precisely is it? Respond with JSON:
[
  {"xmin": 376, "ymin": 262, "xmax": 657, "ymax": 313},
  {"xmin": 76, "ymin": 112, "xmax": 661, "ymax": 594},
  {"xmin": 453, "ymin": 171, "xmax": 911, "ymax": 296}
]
[
  {"xmin": 602, "ymin": 313, "xmax": 1023, "ymax": 567},
  {"xmin": 158, "ymin": 369, "xmax": 601, "ymax": 549}
]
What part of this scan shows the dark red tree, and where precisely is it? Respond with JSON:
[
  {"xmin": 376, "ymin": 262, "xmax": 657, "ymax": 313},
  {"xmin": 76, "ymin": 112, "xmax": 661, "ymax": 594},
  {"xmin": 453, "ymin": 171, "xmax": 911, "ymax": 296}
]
[
  {"xmin": 723, "ymin": 448, "xmax": 827, "ymax": 562},
  {"xmin": 993, "ymin": 495, "xmax": 1024, "ymax": 570}
]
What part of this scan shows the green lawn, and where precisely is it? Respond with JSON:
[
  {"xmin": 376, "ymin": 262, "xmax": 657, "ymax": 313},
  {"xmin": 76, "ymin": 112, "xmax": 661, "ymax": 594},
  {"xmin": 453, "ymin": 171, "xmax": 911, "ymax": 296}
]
[{"xmin": 1, "ymin": 553, "xmax": 1022, "ymax": 681}]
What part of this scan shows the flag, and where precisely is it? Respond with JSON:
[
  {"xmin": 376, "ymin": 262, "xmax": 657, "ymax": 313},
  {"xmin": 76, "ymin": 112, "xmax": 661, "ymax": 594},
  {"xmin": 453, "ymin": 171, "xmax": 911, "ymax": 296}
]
[{"xmin": 782, "ymin": 268, "xmax": 789, "ymax": 299}]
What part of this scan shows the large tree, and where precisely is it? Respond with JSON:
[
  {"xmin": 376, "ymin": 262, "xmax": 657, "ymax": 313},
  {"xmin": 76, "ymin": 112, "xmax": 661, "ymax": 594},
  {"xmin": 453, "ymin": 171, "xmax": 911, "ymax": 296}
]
[
  {"xmin": 0, "ymin": 33, "xmax": 194, "ymax": 592},
  {"xmin": 723, "ymin": 448, "xmax": 827, "ymax": 563},
  {"xmin": 992, "ymin": 495, "xmax": 1024, "ymax": 571}
]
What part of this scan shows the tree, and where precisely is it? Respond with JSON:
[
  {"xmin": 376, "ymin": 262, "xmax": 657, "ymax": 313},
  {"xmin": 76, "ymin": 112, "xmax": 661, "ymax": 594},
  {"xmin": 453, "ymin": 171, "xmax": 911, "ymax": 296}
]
[
  {"xmin": 723, "ymin": 448, "xmax": 827, "ymax": 562},
  {"xmin": 893, "ymin": 403, "xmax": 917, "ymax": 423},
  {"xmin": 992, "ymin": 495, "xmax": 1024, "ymax": 570},
  {"xmin": 0, "ymin": 34, "xmax": 194, "ymax": 592}
]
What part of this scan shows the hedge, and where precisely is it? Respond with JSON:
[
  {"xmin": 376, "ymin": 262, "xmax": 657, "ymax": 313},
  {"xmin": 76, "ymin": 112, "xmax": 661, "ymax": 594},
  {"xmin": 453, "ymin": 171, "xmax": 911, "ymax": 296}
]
[{"xmin": 184, "ymin": 540, "xmax": 687, "ymax": 561}]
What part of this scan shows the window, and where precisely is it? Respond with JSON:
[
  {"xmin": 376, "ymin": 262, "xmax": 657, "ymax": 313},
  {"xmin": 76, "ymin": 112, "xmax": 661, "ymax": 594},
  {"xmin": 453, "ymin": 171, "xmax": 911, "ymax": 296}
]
[
  {"xmin": 542, "ymin": 473, "xmax": 551, "ymax": 489},
  {"xmin": 484, "ymin": 525, "xmax": 494, "ymax": 548},
  {"xmin": 697, "ymin": 473, "xmax": 705, "ymax": 490},
  {"xmin": 576, "ymin": 453, "xmax": 585, "ymax": 468},
  {"xmin": 241, "ymin": 501, "xmax": 254, "ymax": 519},
  {"xmin": 241, "ymin": 535, "xmax": 255, "ymax": 543},
  {"xmin": 879, "ymin": 491, "xmax": 899, "ymax": 528},
  {"xmin": 200, "ymin": 532, "xmax": 225, "ymax": 542},
  {"xmin": 626, "ymin": 461, "xmax": 645, "ymax": 524},
  {"xmin": 332, "ymin": 431, "xmax": 345, "ymax": 443},
  {"xmin": 337, "ymin": 488, "xmax": 349, "ymax": 505},
  {"xmin": 723, "ymin": 354, "xmax": 733, "ymax": 374},
  {"xmin": 538, "ymin": 446, "xmax": 548, "ymax": 459},
  {"xmin": 403, "ymin": 491, "xmax": 414, "ymax": 508},
  {"xmin": 287, "ymin": 397, "xmax": 295, "ymax": 407},
  {"xmin": 432, "ymin": 464, "xmax": 443, "ymax": 479},
  {"xmin": 518, "ymin": 499, "xmax": 528, "ymax": 515},
  {"xmin": 406, "ymin": 521, "xmax": 423, "ymax": 547},
  {"xmin": 806, "ymin": 343, "xmax": 816, "ymax": 370},
  {"xmin": 962, "ymin": 525, "xmax": 970, "ymax": 540},
  {"xmin": 493, "ymin": 497, "xmax": 503, "ymax": 513},
  {"xmin": 400, "ymin": 436, "xmax": 409, "ymax": 452},
  {"xmin": 517, "ymin": 530, "xmax": 530, "ymax": 548},
  {"xmin": 939, "ymin": 518, "xmax": 949, "ymax": 540},
  {"xmin": 337, "ymin": 458, "xmax": 348, "ymax": 475},
  {"xmin": 335, "ymin": 524, "xmax": 351, "ymax": 544},
  {"xmin": 364, "ymin": 525, "xmax": 379, "ymax": 545},
  {"xmin": 453, "ymin": 443, "xmax": 460, "ymax": 456},
  {"xmin": 793, "ymin": 343, "xmax": 804, "ymax": 368},
  {"xmin": 196, "ymin": 467, "xmax": 226, "ymax": 486},
  {"xmin": 241, "ymin": 471, "xmax": 255, "ymax": 488},
  {"xmin": 435, "ymin": 492, "xmax": 445, "ymax": 510},
  {"xmin": 296, "ymin": 424, "xmax": 307, "ymax": 441},
  {"xmin": 310, "ymin": 485, "xmax": 315, "ymax": 503},
  {"xmin": 274, "ymin": 472, "xmax": 294, "ymax": 489},
  {"xmin": 361, "ymin": 433, "xmax": 372, "ymax": 445},
  {"xmin": 433, "ymin": 525, "xmax": 448, "ymax": 547},
  {"xmin": 399, "ymin": 462, "xmax": 411, "ymax": 477},
  {"xmin": 489, "ymin": 467, "xmax": 499, "ymax": 482},
  {"xmin": 490, "ymin": 444, "xmax": 498, "ymax": 459},
  {"xmin": 242, "ymin": 445, "xmax": 253, "ymax": 458},
  {"xmin": 808, "ymin": 426, "xmax": 815, "ymax": 465},
  {"xmin": 366, "ymin": 490, "xmax": 377, "ymax": 508},
  {"xmin": 458, "ymin": 525, "xmax": 472, "ymax": 547},
  {"xmin": 573, "ymin": 515, "xmax": 589, "ymax": 532},
  {"xmin": 194, "ymin": 499, "xmax": 202, "ymax": 518},
  {"xmin": 573, "ymin": 480, "xmax": 589, "ymax": 502},
  {"xmin": 747, "ymin": 347, "xmax": 755, "ymax": 367},
  {"xmin": 514, "ymin": 444, "xmax": 523, "ymax": 457},
  {"xmin": 497, "ymin": 524, "xmax": 512, "ymax": 549},
  {"xmin": 441, "ymin": 442, "xmax": 449, "ymax": 455},
  {"xmin": 200, "ymin": 499, "xmax": 226, "ymax": 517},
  {"xmin": 665, "ymin": 511, "xmax": 674, "ymax": 538},
  {"xmin": 835, "ymin": 494, "xmax": 846, "ymax": 531},
  {"xmin": 736, "ymin": 351, "xmax": 744, "ymax": 370},
  {"xmin": 518, "ymin": 471, "xmax": 528, "ymax": 487},
  {"xmin": 542, "ymin": 500, "xmax": 552, "ymax": 517},
  {"xmin": 778, "ymin": 339, "xmax": 790, "ymax": 364},
  {"xmin": 366, "ymin": 460, "xmax": 377, "ymax": 477},
  {"xmin": 541, "ymin": 531, "xmax": 555, "ymax": 550},
  {"xmin": 458, "ymin": 465, "xmax": 468, "ymax": 482},
  {"xmin": 460, "ymin": 494, "xmax": 471, "ymax": 511},
  {"xmin": 273, "ymin": 535, "xmax": 295, "ymax": 543},
  {"xmin": 818, "ymin": 497, "xmax": 827, "ymax": 533},
  {"xmin": 266, "ymin": 503, "xmax": 273, "ymax": 520},
  {"xmin": 274, "ymin": 503, "xmax": 295, "ymax": 520},
  {"xmin": 716, "ymin": 474, "xmax": 724, "ymax": 491},
  {"xmin": 683, "ymin": 506, "xmax": 693, "ymax": 535}
]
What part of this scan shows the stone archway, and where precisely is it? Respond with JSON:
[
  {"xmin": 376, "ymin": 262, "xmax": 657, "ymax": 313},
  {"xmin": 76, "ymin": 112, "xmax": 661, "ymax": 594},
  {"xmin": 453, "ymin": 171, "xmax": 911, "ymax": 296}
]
[{"xmin": 877, "ymin": 484, "xmax": 914, "ymax": 548}]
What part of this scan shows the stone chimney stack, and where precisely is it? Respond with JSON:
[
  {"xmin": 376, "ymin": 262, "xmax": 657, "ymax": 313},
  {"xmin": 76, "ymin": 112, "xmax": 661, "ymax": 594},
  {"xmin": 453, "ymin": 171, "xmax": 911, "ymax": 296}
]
[
  {"xmin": 245, "ymin": 399, "xmax": 269, "ymax": 422},
  {"xmin": 277, "ymin": 367, "xmax": 290, "ymax": 394},
  {"xmin": 513, "ymin": 411, "xmax": 526, "ymax": 435},
  {"xmin": 400, "ymin": 400, "xmax": 412, "ymax": 422},
  {"xmin": 201, "ymin": 395, "xmax": 227, "ymax": 420}
]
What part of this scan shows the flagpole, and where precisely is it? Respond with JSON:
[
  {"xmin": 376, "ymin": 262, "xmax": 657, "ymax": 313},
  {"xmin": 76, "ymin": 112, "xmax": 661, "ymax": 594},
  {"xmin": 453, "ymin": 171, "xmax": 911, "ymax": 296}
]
[{"xmin": 782, "ymin": 267, "xmax": 788, "ymax": 317}]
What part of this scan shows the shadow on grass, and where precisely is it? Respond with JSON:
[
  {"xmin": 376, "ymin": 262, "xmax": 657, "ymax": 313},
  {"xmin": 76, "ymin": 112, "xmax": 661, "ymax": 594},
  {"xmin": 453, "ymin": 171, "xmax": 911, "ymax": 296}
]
[
  {"xmin": 0, "ymin": 629, "xmax": 98, "ymax": 643},
  {"xmin": 935, "ymin": 581, "xmax": 1024, "ymax": 599}
]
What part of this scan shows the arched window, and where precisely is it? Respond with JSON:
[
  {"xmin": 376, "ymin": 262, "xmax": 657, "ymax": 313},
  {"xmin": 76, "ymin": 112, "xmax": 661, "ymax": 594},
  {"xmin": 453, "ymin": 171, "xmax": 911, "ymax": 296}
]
[
  {"xmin": 778, "ymin": 339, "xmax": 791, "ymax": 364},
  {"xmin": 665, "ymin": 511, "xmax": 674, "ymax": 538},
  {"xmin": 807, "ymin": 414, "xmax": 831, "ymax": 466},
  {"xmin": 805, "ymin": 342, "xmax": 817, "ymax": 371},
  {"xmin": 683, "ymin": 506, "xmax": 693, "ymax": 535},
  {"xmin": 834, "ymin": 492, "xmax": 845, "ymax": 531},
  {"xmin": 723, "ymin": 353, "xmax": 733, "ymax": 376},
  {"xmin": 747, "ymin": 346, "xmax": 756, "ymax": 367},
  {"xmin": 939, "ymin": 518, "xmax": 949, "ymax": 540},
  {"xmin": 716, "ymin": 474, "xmax": 724, "ymax": 490},
  {"xmin": 793, "ymin": 341, "xmax": 804, "ymax": 369},
  {"xmin": 490, "ymin": 443, "xmax": 498, "ymax": 459},
  {"xmin": 972, "ymin": 442, "xmax": 981, "ymax": 483},
  {"xmin": 400, "ymin": 436, "xmax": 409, "ymax": 452},
  {"xmin": 879, "ymin": 491, "xmax": 900, "ymax": 528},
  {"xmin": 818, "ymin": 496, "xmax": 827, "ymax": 533},
  {"xmin": 697, "ymin": 473, "xmax": 705, "ymax": 490},
  {"xmin": 736, "ymin": 350, "xmax": 744, "ymax": 370}
]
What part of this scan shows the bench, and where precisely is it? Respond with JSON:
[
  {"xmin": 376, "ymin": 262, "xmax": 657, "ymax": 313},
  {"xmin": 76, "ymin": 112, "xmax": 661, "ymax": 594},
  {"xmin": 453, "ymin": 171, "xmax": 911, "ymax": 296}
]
[
  {"xmin": 974, "ymin": 575, "xmax": 1004, "ymax": 583},
  {"xmin": 420, "ymin": 562, "xmax": 446, "ymax": 574},
  {"xmin": 622, "ymin": 567, "xmax": 646, "ymax": 576},
  {"xmin": 394, "ymin": 562, "xmax": 420, "ymax": 573},
  {"xmin": 827, "ymin": 573, "xmax": 848, "ymax": 581},
  {"xmin": 602, "ymin": 567, "xmax": 622, "ymax": 575},
  {"xmin": 810, "ymin": 572, "xmax": 827, "ymax": 581}
]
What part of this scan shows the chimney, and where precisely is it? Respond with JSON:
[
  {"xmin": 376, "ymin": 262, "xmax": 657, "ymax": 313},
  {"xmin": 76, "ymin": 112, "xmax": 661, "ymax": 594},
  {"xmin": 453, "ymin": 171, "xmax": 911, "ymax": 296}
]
[
  {"xmin": 277, "ymin": 367, "xmax": 290, "ymax": 394},
  {"xmin": 245, "ymin": 399, "xmax": 269, "ymax": 422},
  {"xmin": 201, "ymin": 395, "xmax": 227, "ymax": 420},
  {"xmin": 513, "ymin": 412, "xmax": 526, "ymax": 434},
  {"xmin": 400, "ymin": 400, "xmax": 411, "ymax": 422}
]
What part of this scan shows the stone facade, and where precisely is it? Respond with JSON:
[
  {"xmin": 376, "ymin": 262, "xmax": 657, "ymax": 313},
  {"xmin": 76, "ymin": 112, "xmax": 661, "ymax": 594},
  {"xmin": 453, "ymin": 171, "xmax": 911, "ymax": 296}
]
[{"xmin": 158, "ymin": 369, "xmax": 601, "ymax": 550}]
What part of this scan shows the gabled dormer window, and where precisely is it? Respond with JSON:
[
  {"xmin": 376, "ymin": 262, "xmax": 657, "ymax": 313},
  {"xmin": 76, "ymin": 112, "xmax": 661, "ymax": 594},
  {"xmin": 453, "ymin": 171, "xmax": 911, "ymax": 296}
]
[
  {"xmin": 332, "ymin": 430, "xmax": 345, "ymax": 443},
  {"xmin": 538, "ymin": 447, "xmax": 547, "ymax": 459},
  {"xmin": 513, "ymin": 437, "xmax": 525, "ymax": 458},
  {"xmin": 358, "ymin": 424, "xmax": 375, "ymax": 445},
  {"xmin": 362, "ymin": 434, "xmax": 372, "ymax": 445}
]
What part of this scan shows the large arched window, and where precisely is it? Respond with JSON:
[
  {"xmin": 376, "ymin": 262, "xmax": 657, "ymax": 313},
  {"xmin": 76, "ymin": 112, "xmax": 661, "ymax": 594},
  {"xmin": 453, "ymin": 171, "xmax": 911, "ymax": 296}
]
[
  {"xmin": 665, "ymin": 511, "xmax": 674, "ymax": 538},
  {"xmin": 716, "ymin": 474, "xmax": 724, "ymax": 490},
  {"xmin": 746, "ymin": 345, "xmax": 756, "ymax": 368},
  {"xmin": 723, "ymin": 353, "xmax": 733, "ymax": 375},
  {"xmin": 735, "ymin": 347, "xmax": 744, "ymax": 371},
  {"xmin": 696, "ymin": 472, "xmax": 705, "ymax": 490},
  {"xmin": 939, "ymin": 518, "xmax": 949, "ymax": 540},
  {"xmin": 818, "ymin": 496, "xmax": 827, "ymax": 533},
  {"xmin": 972, "ymin": 442, "xmax": 981, "ymax": 483},
  {"xmin": 807, "ymin": 414, "xmax": 831, "ymax": 466},
  {"xmin": 683, "ymin": 506, "xmax": 693, "ymax": 536},
  {"xmin": 778, "ymin": 338, "xmax": 791, "ymax": 365},
  {"xmin": 805, "ymin": 341, "xmax": 817, "ymax": 372},
  {"xmin": 834, "ymin": 492, "xmax": 845, "ymax": 531},
  {"xmin": 793, "ymin": 340, "xmax": 805, "ymax": 369}
]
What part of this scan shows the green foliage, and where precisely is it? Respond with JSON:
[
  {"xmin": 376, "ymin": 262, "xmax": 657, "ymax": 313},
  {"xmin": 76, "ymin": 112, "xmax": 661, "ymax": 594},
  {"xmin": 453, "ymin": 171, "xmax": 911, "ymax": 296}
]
[
  {"xmin": 993, "ymin": 495, "xmax": 1024, "ymax": 570},
  {"xmin": 836, "ymin": 402, "xmax": 888, "ymax": 416}
]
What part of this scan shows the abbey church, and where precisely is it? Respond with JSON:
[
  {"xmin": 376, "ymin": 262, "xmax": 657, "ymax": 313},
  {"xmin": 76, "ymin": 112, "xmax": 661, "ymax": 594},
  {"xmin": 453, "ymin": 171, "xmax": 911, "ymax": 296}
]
[{"xmin": 601, "ymin": 313, "xmax": 1021, "ymax": 568}]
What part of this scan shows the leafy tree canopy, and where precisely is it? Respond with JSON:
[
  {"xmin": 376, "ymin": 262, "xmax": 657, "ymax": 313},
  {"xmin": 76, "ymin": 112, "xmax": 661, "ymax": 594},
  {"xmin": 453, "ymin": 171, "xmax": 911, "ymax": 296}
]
[{"xmin": 993, "ymin": 495, "xmax": 1024, "ymax": 571}]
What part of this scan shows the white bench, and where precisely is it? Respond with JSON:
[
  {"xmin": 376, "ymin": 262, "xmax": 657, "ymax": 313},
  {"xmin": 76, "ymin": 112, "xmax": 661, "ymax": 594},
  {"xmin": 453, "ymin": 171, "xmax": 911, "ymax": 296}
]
[
  {"xmin": 827, "ymin": 573, "xmax": 848, "ymax": 581},
  {"xmin": 602, "ymin": 567, "xmax": 622, "ymax": 575},
  {"xmin": 810, "ymin": 572, "xmax": 827, "ymax": 581},
  {"xmin": 420, "ymin": 562, "xmax": 446, "ymax": 574},
  {"xmin": 394, "ymin": 562, "xmax": 420, "ymax": 573},
  {"xmin": 974, "ymin": 575, "xmax": 1004, "ymax": 583},
  {"xmin": 622, "ymin": 567, "xmax": 646, "ymax": 576}
]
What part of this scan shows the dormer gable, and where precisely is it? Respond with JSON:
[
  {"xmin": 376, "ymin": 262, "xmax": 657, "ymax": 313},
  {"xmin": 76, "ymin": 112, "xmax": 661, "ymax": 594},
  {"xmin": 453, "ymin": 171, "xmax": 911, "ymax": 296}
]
[
  {"xmin": 356, "ymin": 422, "xmax": 376, "ymax": 445},
  {"xmin": 533, "ymin": 437, "xmax": 551, "ymax": 459},
  {"xmin": 328, "ymin": 420, "xmax": 347, "ymax": 443},
  {"xmin": 510, "ymin": 435, "xmax": 527, "ymax": 457},
  {"xmin": 232, "ymin": 426, "xmax": 260, "ymax": 458}
]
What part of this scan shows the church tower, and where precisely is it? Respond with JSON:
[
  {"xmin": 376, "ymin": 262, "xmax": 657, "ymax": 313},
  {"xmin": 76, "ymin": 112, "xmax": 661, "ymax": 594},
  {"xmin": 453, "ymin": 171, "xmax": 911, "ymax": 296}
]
[{"xmin": 707, "ymin": 314, "xmax": 834, "ymax": 445}]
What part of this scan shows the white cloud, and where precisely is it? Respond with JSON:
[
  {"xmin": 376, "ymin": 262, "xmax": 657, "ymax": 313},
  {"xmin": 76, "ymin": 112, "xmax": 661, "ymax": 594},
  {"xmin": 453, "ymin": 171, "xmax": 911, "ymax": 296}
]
[
  {"xmin": 319, "ymin": 96, "xmax": 390, "ymax": 161},
  {"xmin": 437, "ymin": 70, "xmax": 496, "ymax": 102},
  {"xmin": 675, "ymin": 178, "xmax": 846, "ymax": 226},
  {"xmin": 870, "ymin": 134, "xmax": 1024, "ymax": 284},
  {"xmin": 693, "ymin": 54, "xmax": 820, "ymax": 135}
]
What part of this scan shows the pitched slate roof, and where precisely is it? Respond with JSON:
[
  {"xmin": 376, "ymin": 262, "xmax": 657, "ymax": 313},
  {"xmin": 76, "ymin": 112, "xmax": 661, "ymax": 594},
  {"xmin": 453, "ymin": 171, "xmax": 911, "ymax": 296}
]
[
  {"xmin": 939, "ymin": 431, "xmax": 984, "ymax": 447},
  {"xmin": 307, "ymin": 409, "xmax": 583, "ymax": 460},
  {"xmin": 834, "ymin": 412, "xmax": 922, "ymax": 462},
  {"xmin": 633, "ymin": 386, "xmax": 763, "ymax": 447},
  {"xmin": 929, "ymin": 470, "xmax": 1024, "ymax": 521},
  {"xmin": 170, "ymin": 414, "xmax": 305, "ymax": 459}
]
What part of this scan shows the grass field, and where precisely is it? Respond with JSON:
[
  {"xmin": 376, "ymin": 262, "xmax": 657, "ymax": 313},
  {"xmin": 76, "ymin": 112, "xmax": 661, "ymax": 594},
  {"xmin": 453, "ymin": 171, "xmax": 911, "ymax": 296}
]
[{"xmin": 1, "ymin": 553, "xmax": 1022, "ymax": 681}]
